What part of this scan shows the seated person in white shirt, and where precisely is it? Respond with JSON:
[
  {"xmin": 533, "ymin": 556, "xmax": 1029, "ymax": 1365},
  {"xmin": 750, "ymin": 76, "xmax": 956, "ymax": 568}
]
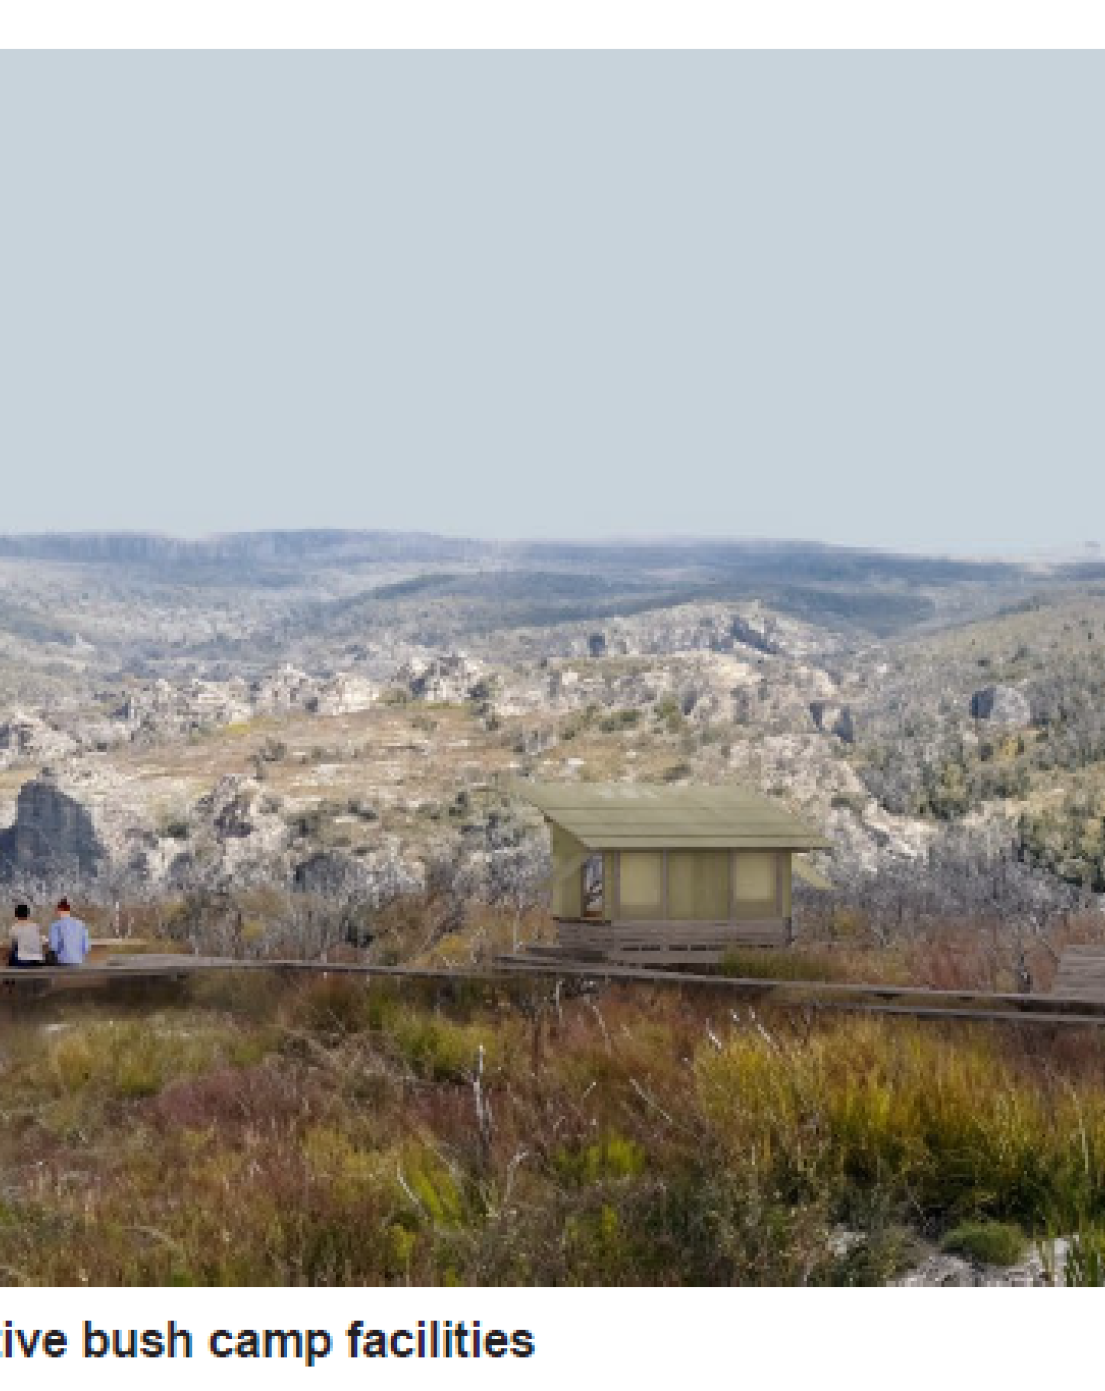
[{"xmin": 9, "ymin": 904, "xmax": 45, "ymax": 969}]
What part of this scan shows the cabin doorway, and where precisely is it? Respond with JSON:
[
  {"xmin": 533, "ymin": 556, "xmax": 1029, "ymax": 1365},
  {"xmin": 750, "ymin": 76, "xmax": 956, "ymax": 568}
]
[{"xmin": 581, "ymin": 854, "xmax": 605, "ymax": 919}]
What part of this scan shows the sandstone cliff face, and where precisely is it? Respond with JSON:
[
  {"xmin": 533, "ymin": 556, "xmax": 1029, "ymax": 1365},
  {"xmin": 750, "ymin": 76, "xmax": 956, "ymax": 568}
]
[
  {"xmin": 0, "ymin": 769, "xmax": 291, "ymax": 893},
  {"xmin": 0, "ymin": 777, "xmax": 105, "ymax": 880}
]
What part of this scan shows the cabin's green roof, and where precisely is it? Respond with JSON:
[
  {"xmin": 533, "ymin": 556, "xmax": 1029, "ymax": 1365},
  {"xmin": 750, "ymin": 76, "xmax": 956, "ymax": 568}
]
[{"xmin": 513, "ymin": 781, "xmax": 828, "ymax": 850}]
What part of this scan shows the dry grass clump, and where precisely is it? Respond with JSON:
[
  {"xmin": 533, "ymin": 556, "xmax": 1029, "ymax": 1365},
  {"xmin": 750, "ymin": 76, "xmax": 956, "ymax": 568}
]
[
  {"xmin": 0, "ymin": 979, "xmax": 1103, "ymax": 1284},
  {"xmin": 719, "ymin": 945, "xmax": 911, "ymax": 984}
]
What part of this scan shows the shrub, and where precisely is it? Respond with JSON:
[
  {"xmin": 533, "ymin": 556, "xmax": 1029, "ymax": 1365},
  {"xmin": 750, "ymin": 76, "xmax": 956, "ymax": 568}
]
[
  {"xmin": 599, "ymin": 709, "xmax": 641, "ymax": 733},
  {"xmin": 653, "ymin": 695, "xmax": 684, "ymax": 732},
  {"xmin": 384, "ymin": 1009, "xmax": 496, "ymax": 1082},
  {"xmin": 288, "ymin": 976, "xmax": 373, "ymax": 1036},
  {"xmin": 941, "ymin": 1220, "xmax": 1027, "ymax": 1266},
  {"xmin": 554, "ymin": 1133, "xmax": 647, "ymax": 1185}
]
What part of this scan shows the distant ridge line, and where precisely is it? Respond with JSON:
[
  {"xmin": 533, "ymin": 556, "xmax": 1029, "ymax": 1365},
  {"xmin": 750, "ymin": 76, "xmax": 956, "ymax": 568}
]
[
  {"xmin": 0, "ymin": 530, "xmax": 489, "ymax": 567},
  {"xmin": 0, "ymin": 531, "xmax": 1102, "ymax": 588}
]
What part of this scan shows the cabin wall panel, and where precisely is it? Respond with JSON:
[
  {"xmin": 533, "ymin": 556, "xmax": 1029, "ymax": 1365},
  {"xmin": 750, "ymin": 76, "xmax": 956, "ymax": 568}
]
[
  {"xmin": 733, "ymin": 851, "xmax": 781, "ymax": 921},
  {"xmin": 551, "ymin": 825, "xmax": 588, "ymax": 919},
  {"xmin": 668, "ymin": 850, "xmax": 730, "ymax": 920},
  {"xmin": 617, "ymin": 850, "xmax": 666, "ymax": 920}
]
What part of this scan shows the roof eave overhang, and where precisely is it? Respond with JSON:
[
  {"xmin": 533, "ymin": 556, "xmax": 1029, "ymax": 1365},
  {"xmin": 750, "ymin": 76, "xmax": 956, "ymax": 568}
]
[{"xmin": 568, "ymin": 834, "xmax": 832, "ymax": 852}]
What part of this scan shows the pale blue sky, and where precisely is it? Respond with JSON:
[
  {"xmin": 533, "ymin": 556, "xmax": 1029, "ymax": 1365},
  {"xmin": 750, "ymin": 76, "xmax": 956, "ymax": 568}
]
[{"xmin": 1, "ymin": 53, "xmax": 1102, "ymax": 553}]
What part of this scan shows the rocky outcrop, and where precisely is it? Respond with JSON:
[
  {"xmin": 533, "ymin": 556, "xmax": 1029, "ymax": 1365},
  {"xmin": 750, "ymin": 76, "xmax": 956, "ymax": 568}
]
[
  {"xmin": 311, "ymin": 673, "xmax": 378, "ymax": 715},
  {"xmin": 731, "ymin": 612, "xmax": 782, "ymax": 655},
  {"xmin": 893, "ymin": 1237, "xmax": 1070, "ymax": 1287},
  {"xmin": 393, "ymin": 653, "xmax": 485, "ymax": 703},
  {"xmin": 0, "ymin": 765, "xmax": 188, "ymax": 887},
  {"xmin": 115, "ymin": 666, "xmax": 378, "ymax": 739},
  {"xmin": 0, "ymin": 766, "xmax": 295, "ymax": 893},
  {"xmin": 970, "ymin": 685, "xmax": 1031, "ymax": 727},
  {"xmin": 810, "ymin": 700, "xmax": 855, "ymax": 743},
  {"xmin": 250, "ymin": 665, "xmax": 315, "ymax": 712},
  {"xmin": 292, "ymin": 850, "xmax": 370, "ymax": 896},
  {"xmin": 160, "ymin": 776, "xmax": 289, "ymax": 892},
  {"xmin": 195, "ymin": 775, "xmax": 260, "ymax": 840},
  {"xmin": 0, "ymin": 710, "xmax": 77, "ymax": 768},
  {"xmin": 119, "ymin": 678, "xmax": 252, "ymax": 739},
  {"xmin": 0, "ymin": 776, "xmax": 105, "ymax": 880},
  {"xmin": 546, "ymin": 668, "xmax": 578, "ymax": 699}
]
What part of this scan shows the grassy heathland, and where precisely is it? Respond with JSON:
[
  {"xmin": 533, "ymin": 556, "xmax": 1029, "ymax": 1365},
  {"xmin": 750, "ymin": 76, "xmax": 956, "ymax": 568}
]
[{"xmin": 0, "ymin": 972, "xmax": 1104, "ymax": 1285}]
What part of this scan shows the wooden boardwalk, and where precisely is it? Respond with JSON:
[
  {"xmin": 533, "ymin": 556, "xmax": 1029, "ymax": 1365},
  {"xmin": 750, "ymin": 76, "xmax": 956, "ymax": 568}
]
[
  {"xmin": 2, "ymin": 948, "xmax": 1105, "ymax": 1028},
  {"xmin": 492, "ymin": 953, "xmax": 1105, "ymax": 1025},
  {"xmin": 1052, "ymin": 945, "xmax": 1105, "ymax": 1004}
]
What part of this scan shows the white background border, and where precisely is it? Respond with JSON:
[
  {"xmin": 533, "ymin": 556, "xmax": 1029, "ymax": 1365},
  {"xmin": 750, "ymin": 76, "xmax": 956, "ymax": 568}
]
[{"xmin": 0, "ymin": 1288, "xmax": 1096, "ymax": 1388}]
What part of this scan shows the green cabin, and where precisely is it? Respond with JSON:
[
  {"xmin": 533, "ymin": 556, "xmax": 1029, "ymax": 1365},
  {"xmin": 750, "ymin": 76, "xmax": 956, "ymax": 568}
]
[{"xmin": 517, "ymin": 782, "xmax": 829, "ymax": 963}]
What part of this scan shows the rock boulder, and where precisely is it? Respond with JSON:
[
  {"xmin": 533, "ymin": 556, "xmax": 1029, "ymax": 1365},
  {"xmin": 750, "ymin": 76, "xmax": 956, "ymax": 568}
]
[
  {"xmin": 970, "ymin": 685, "xmax": 1031, "ymax": 727},
  {"xmin": 810, "ymin": 700, "xmax": 856, "ymax": 743}
]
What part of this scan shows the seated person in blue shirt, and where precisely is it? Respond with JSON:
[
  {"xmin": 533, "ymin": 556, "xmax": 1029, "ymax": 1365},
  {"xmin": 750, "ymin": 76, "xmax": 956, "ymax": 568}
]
[{"xmin": 49, "ymin": 898, "xmax": 90, "ymax": 966}]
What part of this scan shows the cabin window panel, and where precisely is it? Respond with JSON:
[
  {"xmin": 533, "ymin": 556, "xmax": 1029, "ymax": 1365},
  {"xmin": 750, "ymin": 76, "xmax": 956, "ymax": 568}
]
[
  {"xmin": 581, "ymin": 855, "xmax": 605, "ymax": 919},
  {"xmin": 668, "ymin": 851, "xmax": 729, "ymax": 920},
  {"xmin": 733, "ymin": 852, "xmax": 779, "ymax": 919},
  {"xmin": 618, "ymin": 851, "xmax": 665, "ymax": 919}
]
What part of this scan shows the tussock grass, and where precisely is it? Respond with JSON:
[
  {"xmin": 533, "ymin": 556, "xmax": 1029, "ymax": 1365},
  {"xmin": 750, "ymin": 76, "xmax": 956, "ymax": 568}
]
[{"xmin": 942, "ymin": 1221, "xmax": 1027, "ymax": 1266}]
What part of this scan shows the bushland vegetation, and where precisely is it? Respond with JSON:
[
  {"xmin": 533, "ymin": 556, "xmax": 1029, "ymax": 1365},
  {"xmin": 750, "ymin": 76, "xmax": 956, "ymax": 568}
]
[
  {"xmin": 1, "ymin": 969, "xmax": 1104, "ymax": 1285},
  {"xmin": 850, "ymin": 596, "xmax": 1105, "ymax": 894}
]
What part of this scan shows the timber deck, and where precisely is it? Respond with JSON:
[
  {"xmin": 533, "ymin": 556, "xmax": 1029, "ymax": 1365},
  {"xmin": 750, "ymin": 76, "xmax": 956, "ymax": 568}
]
[
  {"xmin": 554, "ymin": 917, "xmax": 790, "ymax": 959},
  {"xmin": 1, "ymin": 949, "xmax": 1105, "ymax": 1028},
  {"xmin": 1052, "ymin": 945, "xmax": 1105, "ymax": 1003}
]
